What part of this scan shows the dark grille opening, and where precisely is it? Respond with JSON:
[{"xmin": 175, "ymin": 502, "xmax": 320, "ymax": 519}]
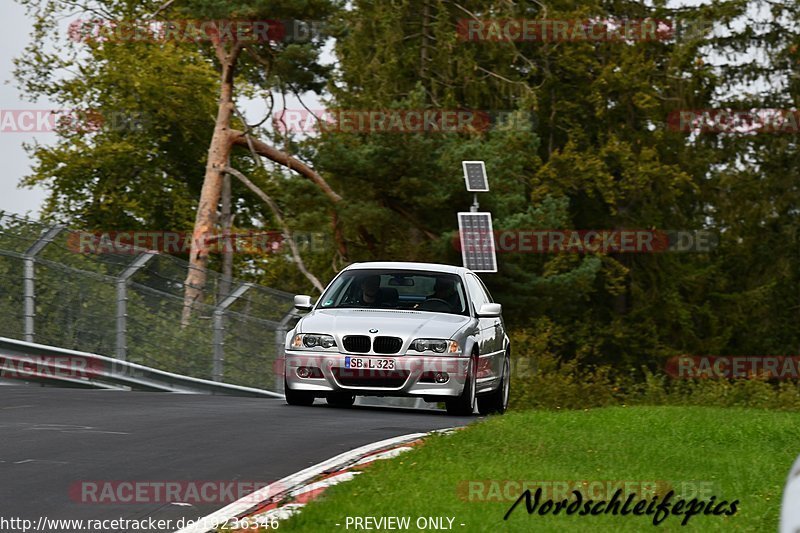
[
  {"xmin": 373, "ymin": 336, "xmax": 402, "ymax": 354},
  {"xmin": 333, "ymin": 368, "xmax": 410, "ymax": 388},
  {"xmin": 343, "ymin": 335, "xmax": 370, "ymax": 353},
  {"xmin": 419, "ymin": 371, "xmax": 437, "ymax": 383}
]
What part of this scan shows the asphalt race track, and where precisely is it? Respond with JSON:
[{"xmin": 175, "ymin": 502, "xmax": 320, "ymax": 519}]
[{"xmin": 0, "ymin": 384, "xmax": 475, "ymax": 530}]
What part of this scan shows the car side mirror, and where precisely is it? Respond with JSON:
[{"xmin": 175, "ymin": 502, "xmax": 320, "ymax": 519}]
[
  {"xmin": 294, "ymin": 294, "xmax": 313, "ymax": 311},
  {"xmin": 477, "ymin": 303, "xmax": 502, "ymax": 318}
]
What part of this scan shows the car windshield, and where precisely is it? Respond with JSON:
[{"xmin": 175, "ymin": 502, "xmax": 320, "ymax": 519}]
[{"xmin": 317, "ymin": 269, "xmax": 469, "ymax": 315}]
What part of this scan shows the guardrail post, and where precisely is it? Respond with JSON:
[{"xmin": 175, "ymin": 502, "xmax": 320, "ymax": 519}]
[
  {"xmin": 212, "ymin": 283, "xmax": 253, "ymax": 382},
  {"xmin": 23, "ymin": 225, "xmax": 65, "ymax": 342},
  {"xmin": 116, "ymin": 252, "xmax": 157, "ymax": 361}
]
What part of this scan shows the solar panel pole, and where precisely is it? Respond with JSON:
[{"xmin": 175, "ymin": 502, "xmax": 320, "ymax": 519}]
[{"xmin": 459, "ymin": 160, "xmax": 497, "ymax": 272}]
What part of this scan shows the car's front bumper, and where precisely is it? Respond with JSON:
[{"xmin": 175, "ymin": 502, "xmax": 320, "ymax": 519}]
[{"xmin": 283, "ymin": 351, "xmax": 470, "ymax": 397}]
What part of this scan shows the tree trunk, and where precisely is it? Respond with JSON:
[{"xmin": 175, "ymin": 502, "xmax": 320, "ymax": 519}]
[
  {"xmin": 218, "ymin": 171, "xmax": 233, "ymax": 302},
  {"xmin": 332, "ymin": 210, "xmax": 347, "ymax": 261},
  {"xmin": 182, "ymin": 44, "xmax": 239, "ymax": 326},
  {"xmin": 181, "ymin": 44, "xmax": 344, "ymax": 324}
]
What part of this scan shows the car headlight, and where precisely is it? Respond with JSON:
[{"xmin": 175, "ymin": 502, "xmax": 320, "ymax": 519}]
[
  {"xmin": 291, "ymin": 333, "xmax": 337, "ymax": 350},
  {"xmin": 410, "ymin": 339, "xmax": 460, "ymax": 354}
]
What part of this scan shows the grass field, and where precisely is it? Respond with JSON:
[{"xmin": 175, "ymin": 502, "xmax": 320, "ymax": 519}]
[{"xmin": 277, "ymin": 406, "xmax": 800, "ymax": 532}]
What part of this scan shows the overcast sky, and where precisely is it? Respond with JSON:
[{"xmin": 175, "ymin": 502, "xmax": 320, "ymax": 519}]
[
  {"xmin": 0, "ymin": 4, "xmax": 326, "ymax": 221},
  {"xmin": 0, "ymin": 1, "xmax": 51, "ymax": 217}
]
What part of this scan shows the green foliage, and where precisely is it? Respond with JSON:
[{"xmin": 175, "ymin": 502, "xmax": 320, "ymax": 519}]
[
  {"xmin": 12, "ymin": 0, "xmax": 800, "ymax": 396},
  {"xmin": 15, "ymin": 1, "xmax": 219, "ymax": 228},
  {"xmin": 280, "ymin": 406, "xmax": 800, "ymax": 532},
  {"xmin": 508, "ymin": 329, "xmax": 800, "ymax": 411}
]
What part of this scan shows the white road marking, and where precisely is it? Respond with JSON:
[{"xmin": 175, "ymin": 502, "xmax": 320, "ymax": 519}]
[
  {"xmin": 173, "ymin": 429, "xmax": 455, "ymax": 533},
  {"xmin": 13, "ymin": 459, "xmax": 69, "ymax": 465},
  {"xmin": 288, "ymin": 471, "xmax": 358, "ymax": 498},
  {"xmin": 254, "ymin": 503, "xmax": 305, "ymax": 522},
  {"xmin": 350, "ymin": 446, "xmax": 413, "ymax": 467},
  {"xmin": 61, "ymin": 430, "xmax": 130, "ymax": 435},
  {"xmin": 23, "ymin": 424, "xmax": 129, "ymax": 435}
]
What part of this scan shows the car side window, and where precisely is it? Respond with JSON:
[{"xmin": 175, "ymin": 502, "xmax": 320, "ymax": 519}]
[
  {"xmin": 475, "ymin": 276, "xmax": 494, "ymax": 303},
  {"xmin": 465, "ymin": 274, "xmax": 489, "ymax": 312}
]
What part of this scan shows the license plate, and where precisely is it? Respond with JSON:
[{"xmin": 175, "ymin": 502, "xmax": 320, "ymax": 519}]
[{"xmin": 345, "ymin": 356, "xmax": 396, "ymax": 370}]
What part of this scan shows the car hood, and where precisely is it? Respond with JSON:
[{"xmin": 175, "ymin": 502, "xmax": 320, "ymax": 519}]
[{"xmin": 298, "ymin": 308, "xmax": 471, "ymax": 340}]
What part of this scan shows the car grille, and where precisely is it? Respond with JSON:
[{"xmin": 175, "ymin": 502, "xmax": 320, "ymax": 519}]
[
  {"xmin": 373, "ymin": 336, "xmax": 402, "ymax": 354},
  {"xmin": 333, "ymin": 368, "xmax": 410, "ymax": 388},
  {"xmin": 343, "ymin": 335, "xmax": 370, "ymax": 353}
]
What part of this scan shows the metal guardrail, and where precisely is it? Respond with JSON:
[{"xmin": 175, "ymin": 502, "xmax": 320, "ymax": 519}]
[
  {"xmin": 0, "ymin": 213, "xmax": 298, "ymax": 393},
  {"xmin": 0, "ymin": 337, "xmax": 283, "ymax": 398}
]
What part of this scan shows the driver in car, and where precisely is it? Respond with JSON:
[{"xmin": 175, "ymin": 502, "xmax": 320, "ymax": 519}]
[
  {"xmin": 358, "ymin": 275, "xmax": 382, "ymax": 305},
  {"xmin": 426, "ymin": 277, "xmax": 461, "ymax": 312}
]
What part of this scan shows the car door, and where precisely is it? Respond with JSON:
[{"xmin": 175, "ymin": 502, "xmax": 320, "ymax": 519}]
[{"xmin": 465, "ymin": 273, "xmax": 502, "ymax": 390}]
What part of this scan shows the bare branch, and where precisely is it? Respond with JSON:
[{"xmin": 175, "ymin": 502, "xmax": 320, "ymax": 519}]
[
  {"xmin": 224, "ymin": 166, "xmax": 324, "ymax": 293},
  {"xmin": 230, "ymin": 130, "xmax": 343, "ymax": 203},
  {"xmin": 290, "ymin": 87, "xmax": 323, "ymax": 123},
  {"xmin": 232, "ymin": 107, "xmax": 348, "ymax": 261},
  {"xmin": 476, "ymin": 65, "xmax": 529, "ymax": 88},
  {"xmin": 58, "ymin": 0, "xmax": 115, "ymax": 20},
  {"xmin": 233, "ymin": 104, "xmax": 270, "ymax": 134},
  {"xmin": 148, "ymin": 0, "xmax": 177, "ymax": 19}
]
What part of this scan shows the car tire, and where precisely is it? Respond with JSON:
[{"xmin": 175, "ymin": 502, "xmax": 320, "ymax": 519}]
[
  {"xmin": 478, "ymin": 356, "xmax": 510, "ymax": 415},
  {"xmin": 445, "ymin": 355, "xmax": 476, "ymax": 416},
  {"xmin": 284, "ymin": 378, "xmax": 315, "ymax": 406},
  {"xmin": 326, "ymin": 392, "xmax": 356, "ymax": 407}
]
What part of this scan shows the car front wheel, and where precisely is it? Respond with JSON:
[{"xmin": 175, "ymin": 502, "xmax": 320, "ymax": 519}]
[
  {"xmin": 326, "ymin": 392, "xmax": 356, "ymax": 407},
  {"xmin": 445, "ymin": 356, "xmax": 476, "ymax": 416},
  {"xmin": 284, "ymin": 378, "xmax": 315, "ymax": 406},
  {"xmin": 478, "ymin": 356, "xmax": 510, "ymax": 415}
]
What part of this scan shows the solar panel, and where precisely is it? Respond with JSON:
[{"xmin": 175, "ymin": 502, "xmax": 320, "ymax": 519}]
[
  {"xmin": 457, "ymin": 212, "xmax": 497, "ymax": 272},
  {"xmin": 462, "ymin": 161, "xmax": 489, "ymax": 192}
]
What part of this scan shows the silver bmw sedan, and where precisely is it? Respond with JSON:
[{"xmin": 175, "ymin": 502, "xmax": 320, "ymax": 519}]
[{"xmin": 283, "ymin": 261, "xmax": 510, "ymax": 415}]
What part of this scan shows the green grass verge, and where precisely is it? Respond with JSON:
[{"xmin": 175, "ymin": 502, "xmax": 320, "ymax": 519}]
[{"xmin": 277, "ymin": 406, "xmax": 800, "ymax": 532}]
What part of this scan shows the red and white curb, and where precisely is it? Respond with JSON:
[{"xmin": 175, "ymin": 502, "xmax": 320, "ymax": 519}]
[{"xmin": 174, "ymin": 429, "xmax": 455, "ymax": 533}]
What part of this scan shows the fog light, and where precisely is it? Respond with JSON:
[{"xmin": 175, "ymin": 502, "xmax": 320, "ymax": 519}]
[
  {"xmin": 435, "ymin": 372, "xmax": 449, "ymax": 383},
  {"xmin": 296, "ymin": 366, "xmax": 323, "ymax": 379}
]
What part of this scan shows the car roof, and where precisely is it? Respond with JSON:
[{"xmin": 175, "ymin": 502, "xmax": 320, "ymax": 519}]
[{"xmin": 343, "ymin": 261, "xmax": 471, "ymax": 276}]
